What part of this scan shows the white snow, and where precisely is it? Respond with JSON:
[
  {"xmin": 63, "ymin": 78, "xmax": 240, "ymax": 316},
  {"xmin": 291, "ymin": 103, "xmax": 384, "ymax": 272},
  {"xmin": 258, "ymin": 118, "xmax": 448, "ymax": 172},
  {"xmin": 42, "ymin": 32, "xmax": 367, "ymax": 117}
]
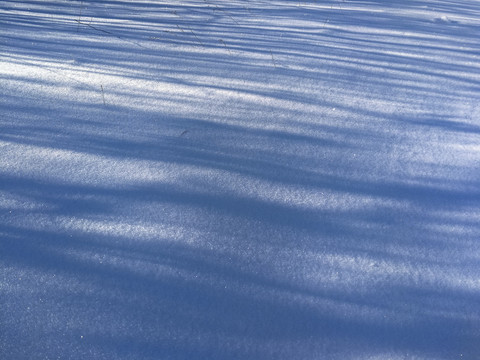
[{"xmin": 1, "ymin": 0, "xmax": 480, "ymax": 359}]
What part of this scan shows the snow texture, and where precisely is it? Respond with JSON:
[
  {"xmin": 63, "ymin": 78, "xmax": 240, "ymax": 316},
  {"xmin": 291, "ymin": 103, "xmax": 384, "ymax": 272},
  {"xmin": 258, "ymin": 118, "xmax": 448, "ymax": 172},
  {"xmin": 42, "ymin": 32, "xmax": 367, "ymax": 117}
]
[{"xmin": 1, "ymin": 0, "xmax": 480, "ymax": 359}]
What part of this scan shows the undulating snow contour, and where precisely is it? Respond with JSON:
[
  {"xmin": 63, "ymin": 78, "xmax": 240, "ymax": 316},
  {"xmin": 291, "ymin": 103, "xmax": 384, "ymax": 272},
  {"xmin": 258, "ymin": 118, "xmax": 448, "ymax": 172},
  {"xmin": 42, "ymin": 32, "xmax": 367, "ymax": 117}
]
[{"xmin": 1, "ymin": 0, "xmax": 480, "ymax": 359}]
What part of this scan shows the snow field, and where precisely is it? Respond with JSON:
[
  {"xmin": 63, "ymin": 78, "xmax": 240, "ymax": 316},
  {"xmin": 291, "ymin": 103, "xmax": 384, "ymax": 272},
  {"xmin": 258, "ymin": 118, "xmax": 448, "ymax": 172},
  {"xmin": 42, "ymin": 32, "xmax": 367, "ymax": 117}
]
[{"xmin": 1, "ymin": 0, "xmax": 480, "ymax": 359}]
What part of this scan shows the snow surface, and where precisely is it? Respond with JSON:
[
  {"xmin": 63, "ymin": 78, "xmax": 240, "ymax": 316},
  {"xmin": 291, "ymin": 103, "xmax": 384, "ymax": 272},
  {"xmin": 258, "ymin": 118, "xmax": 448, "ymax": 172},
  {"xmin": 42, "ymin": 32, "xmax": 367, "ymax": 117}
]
[{"xmin": 1, "ymin": 0, "xmax": 480, "ymax": 359}]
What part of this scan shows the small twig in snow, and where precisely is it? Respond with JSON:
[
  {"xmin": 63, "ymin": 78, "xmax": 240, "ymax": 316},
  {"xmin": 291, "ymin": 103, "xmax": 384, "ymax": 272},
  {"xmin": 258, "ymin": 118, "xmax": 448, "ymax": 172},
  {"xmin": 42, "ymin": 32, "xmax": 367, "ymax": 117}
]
[
  {"xmin": 77, "ymin": 2, "xmax": 83, "ymax": 32},
  {"xmin": 176, "ymin": 24, "xmax": 204, "ymax": 47},
  {"xmin": 204, "ymin": 0, "xmax": 239, "ymax": 24},
  {"xmin": 219, "ymin": 39, "xmax": 231, "ymax": 55},
  {"xmin": 270, "ymin": 50, "xmax": 277, "ymax": 68},
  {"xmin": 75, "ymin": 19, "xmax": 146, "ymax": 48},
  {"xmin": 100, "ymin": 85, "xmax": 106, "ymax": 105}
]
